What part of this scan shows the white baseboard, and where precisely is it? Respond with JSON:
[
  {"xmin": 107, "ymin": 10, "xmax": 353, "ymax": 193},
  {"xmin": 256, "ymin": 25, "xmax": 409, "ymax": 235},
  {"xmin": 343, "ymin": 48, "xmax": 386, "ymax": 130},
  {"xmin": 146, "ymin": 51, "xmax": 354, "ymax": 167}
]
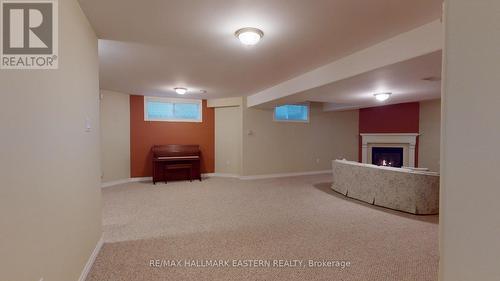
[
  {"xmin": 101, "ymin": 170, "xmax": 332, "ymax": 188},
  {"xmin": 101, "ymin": 178, "xmax": 132, "ymax": 188},
  {"xmin": 101, "ymin": 177, "xmax": 152, "ymax": 188},
  {"xmin": 101, "ymin": 174, "xmax": 209, "ymax": 188},
  {"xmin": 208, "ymin": 173, "xmax": 240, "ymax": 178},
  {"xmin": 78, "ymin": 236, "xmax": 103, "ymax": 281},
  {"xmin": 207, "ymin": 171, "xmax": 331, "ymax": 180},
  {"xmin": 201, "ymin": 173, "xmax": 214, "ymax": 178},
  {"xmin": 129, "ymin": 177, "xmax": 153, "ymax": 183},
  {"xmin": 239, "ymin": 170, "xmax": 331, "ymax": 180}
]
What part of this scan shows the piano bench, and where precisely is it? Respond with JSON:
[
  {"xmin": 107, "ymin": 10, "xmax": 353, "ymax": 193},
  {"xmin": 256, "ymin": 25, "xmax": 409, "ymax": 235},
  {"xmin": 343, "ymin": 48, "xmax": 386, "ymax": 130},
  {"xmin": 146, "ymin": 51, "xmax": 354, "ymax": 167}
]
[{"xmin": 165, "ymin": 164, "xmax": 193, "ymax": 183}]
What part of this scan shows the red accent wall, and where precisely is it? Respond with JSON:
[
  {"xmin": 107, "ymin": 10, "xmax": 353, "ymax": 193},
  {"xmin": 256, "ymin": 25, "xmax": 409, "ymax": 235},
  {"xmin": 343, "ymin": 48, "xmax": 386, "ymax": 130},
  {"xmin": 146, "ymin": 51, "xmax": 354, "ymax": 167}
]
[
  {"xmin": 130, "ymin": 95, "xmax": 215, "ymax": 177},
  {"xmin": 358, "ymin": 102, "xmax": 420, "ymax": 165}
]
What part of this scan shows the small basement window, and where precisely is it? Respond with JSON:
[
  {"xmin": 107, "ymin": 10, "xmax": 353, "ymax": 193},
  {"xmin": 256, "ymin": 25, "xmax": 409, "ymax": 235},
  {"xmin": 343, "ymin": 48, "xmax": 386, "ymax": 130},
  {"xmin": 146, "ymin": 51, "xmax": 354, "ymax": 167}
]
[
  {"xmin": 274, "ymin": 104, "xmax": 309, "ymax": 122},
  {"xmin": 144, "ymin": 97, "xmax": 202, "ymax": 122}
]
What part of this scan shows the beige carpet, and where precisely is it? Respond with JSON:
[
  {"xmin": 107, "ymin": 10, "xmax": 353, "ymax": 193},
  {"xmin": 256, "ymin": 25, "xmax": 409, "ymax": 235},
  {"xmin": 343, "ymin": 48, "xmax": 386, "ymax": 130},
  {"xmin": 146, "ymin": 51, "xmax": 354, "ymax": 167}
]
[{"xmin": 87, "ymin": 174, "xmax": 438, "ymax": 281}]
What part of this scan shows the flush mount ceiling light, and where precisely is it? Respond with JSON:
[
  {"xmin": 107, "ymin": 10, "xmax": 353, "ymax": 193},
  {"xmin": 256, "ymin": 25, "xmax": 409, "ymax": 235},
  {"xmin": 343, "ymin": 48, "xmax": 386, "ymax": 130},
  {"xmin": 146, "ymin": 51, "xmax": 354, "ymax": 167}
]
[
  {"xmin": 235, "ymin": 27, "xmax": 264, "ymax": 45},
  {"xmin": 174, "ymin": 87, "xmax": 188, "ymax": 95},
  {"xmin": 374, "ymin": 92, "xmax": 392, "ymax": 101}
]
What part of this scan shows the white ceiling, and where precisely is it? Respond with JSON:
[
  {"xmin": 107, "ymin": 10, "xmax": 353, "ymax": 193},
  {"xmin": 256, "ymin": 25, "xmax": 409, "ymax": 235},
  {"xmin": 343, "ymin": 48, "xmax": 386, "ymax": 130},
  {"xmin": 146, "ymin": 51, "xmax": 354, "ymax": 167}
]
[
  {"xmin": 257, "ymin": 51, "xmax": 442, "ymax": 110},
  {"xmin": 78, "ymin": 0, "xmax": 442, "ymax": 99}
]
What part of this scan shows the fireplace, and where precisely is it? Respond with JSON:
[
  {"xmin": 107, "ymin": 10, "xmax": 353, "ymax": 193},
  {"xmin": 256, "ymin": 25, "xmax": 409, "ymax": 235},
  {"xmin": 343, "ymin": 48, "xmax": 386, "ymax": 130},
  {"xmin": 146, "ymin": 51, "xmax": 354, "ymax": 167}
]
[
  {"xmin": 372, "ymin": 147, "xmax": 404, "ymax": 167},
  {"xmin": 360, "ymin": 133, "xmax": 419, "ymax": 167}
]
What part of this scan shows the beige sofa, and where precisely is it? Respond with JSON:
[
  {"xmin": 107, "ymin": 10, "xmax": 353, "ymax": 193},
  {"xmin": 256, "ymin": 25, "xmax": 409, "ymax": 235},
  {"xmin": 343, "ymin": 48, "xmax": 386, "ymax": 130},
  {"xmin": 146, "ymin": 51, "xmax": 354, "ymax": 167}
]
[{"xmin": 331, "ymin": 160, "xmax": 439, "ymax": 214}]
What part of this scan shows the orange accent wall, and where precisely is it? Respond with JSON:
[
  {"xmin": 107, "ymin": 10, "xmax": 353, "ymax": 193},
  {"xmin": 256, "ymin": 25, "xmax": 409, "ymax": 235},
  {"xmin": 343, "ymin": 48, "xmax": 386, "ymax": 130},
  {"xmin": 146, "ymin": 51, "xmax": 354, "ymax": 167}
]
[{"xmin": 130, "ymin": 95, "xmax": 215, "ymax": 177}]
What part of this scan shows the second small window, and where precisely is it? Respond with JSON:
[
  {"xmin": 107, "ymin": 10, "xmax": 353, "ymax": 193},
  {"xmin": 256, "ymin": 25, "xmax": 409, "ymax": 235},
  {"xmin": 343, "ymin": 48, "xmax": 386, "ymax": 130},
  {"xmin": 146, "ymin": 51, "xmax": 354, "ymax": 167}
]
[{"xmin": 274, "ymin": 104, "xmax": 309, "ymax": 122}]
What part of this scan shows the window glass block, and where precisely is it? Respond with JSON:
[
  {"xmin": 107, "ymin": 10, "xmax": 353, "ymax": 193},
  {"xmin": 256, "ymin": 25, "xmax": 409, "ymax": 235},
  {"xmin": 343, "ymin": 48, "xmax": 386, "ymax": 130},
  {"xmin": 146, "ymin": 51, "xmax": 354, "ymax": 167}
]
[
  {"xmin": 174, "ymin": 103, "xmax": 200, "ymax": 120},
  {"xmin": 145, "ymin": 99, "xmax": 202, "ymax": 122},
  {"xmin": 147, "ymin": 101, "xmax": 174, "ymax": 119},
  {"xmin": 274, "ymin": 104, "xmax": 309, "ymax": 121}
]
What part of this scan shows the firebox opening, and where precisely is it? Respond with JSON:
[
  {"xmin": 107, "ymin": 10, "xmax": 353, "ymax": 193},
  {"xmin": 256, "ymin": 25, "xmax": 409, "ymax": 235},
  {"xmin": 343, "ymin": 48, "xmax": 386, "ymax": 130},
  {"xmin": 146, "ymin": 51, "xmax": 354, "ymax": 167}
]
[{"xmin": 372, "ymin": 147, "xmax": 403, "ymax": 168}]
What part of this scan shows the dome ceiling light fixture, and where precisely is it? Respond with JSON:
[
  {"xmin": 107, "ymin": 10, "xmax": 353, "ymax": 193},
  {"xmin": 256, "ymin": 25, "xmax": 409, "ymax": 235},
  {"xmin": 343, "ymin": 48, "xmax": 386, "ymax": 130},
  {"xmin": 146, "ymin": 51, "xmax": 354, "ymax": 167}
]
[
  {"xmin": 174, "ymin": 87, "xmax": 188, "ymax": 95},
  {"xmin": 235, "ymin": 27, "xmax": 264, "ymax": 46},
  {"xmin": 374, "ymin": 92, "xmax": 392, "ymax": 102}
]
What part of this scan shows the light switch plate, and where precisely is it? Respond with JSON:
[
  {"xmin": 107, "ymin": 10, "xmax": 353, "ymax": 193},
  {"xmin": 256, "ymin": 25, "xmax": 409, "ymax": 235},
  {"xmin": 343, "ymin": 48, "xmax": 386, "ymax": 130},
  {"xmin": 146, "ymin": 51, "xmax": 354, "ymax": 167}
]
[{"xmin": 85, "ymin": 117, "xmax": 92, "ymax": 132}]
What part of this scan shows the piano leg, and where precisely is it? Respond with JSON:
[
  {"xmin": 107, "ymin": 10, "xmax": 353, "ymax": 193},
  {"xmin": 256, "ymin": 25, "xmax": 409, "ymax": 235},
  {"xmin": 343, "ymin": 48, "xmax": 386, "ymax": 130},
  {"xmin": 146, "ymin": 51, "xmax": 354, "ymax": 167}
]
[
  {"xmin": 164, "ymin": 164, "xmax": 168, "ymax": 184},
  {"xmin": 153, "ymin": 161, "xmax": 156, "ymax": 185}
]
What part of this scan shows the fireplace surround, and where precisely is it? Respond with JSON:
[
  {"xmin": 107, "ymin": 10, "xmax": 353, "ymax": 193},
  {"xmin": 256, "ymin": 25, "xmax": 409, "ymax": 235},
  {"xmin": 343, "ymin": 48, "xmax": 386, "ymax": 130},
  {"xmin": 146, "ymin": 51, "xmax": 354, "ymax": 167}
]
[{"xmin": 360, "ymin": 133, "xmax": 419, "ymax": 167}]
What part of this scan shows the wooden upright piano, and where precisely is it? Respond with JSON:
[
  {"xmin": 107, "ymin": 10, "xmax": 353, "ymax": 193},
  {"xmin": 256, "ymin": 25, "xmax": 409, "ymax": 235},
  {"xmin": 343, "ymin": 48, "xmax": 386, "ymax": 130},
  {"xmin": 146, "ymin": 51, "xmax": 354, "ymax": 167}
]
[{"xmin": 152, "ymin": 144, "xmax": 201, "ymax": 184}]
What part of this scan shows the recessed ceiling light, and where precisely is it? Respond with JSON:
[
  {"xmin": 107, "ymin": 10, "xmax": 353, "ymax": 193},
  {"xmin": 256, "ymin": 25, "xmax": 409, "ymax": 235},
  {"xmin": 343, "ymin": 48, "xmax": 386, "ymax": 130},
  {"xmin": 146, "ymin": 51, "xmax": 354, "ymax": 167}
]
[
  {"xmin": 235, "ymin": 27, "xmax": 264, "ymax": 45},
  {"xmin": 374, "ymin": 92, "xmax": 391, "ymax": 101},
  {"xmin": 174, "ymin": 87, "xmax": 187, "ymax": 95}
]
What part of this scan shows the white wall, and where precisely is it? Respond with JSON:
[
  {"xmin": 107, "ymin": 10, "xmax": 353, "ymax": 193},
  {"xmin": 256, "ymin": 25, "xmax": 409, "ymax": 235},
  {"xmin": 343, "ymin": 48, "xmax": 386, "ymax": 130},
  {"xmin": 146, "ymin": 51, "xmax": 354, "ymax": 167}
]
[
  {"xmin": 0, "ymin": 1, "xmax": 102, "ymax": 281},
  {"xmin": 419, "ymin": 99, "xmax": 441, "ymax": 172},
  {"xmin": 242, "ymin": 102, "xmax": 359, "ymax": 176},
  {"xmin": 440, "ymin": 1, "xmax": 500, "ymax": 280},
  {"xmin": 215, "ymin": 106, "xmax": 242, "ymax": 175},
  {"xmin": 100, "ymin": 90, "xmax": 130, "ymax": 183}
]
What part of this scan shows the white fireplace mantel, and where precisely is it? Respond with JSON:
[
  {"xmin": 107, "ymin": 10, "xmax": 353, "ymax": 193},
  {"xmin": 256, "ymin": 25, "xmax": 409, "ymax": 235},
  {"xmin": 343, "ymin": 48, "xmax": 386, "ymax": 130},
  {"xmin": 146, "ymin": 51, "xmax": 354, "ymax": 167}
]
[{"xmin": 360, "ymin": 133, "xmax": 419, "ymax": 167}]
